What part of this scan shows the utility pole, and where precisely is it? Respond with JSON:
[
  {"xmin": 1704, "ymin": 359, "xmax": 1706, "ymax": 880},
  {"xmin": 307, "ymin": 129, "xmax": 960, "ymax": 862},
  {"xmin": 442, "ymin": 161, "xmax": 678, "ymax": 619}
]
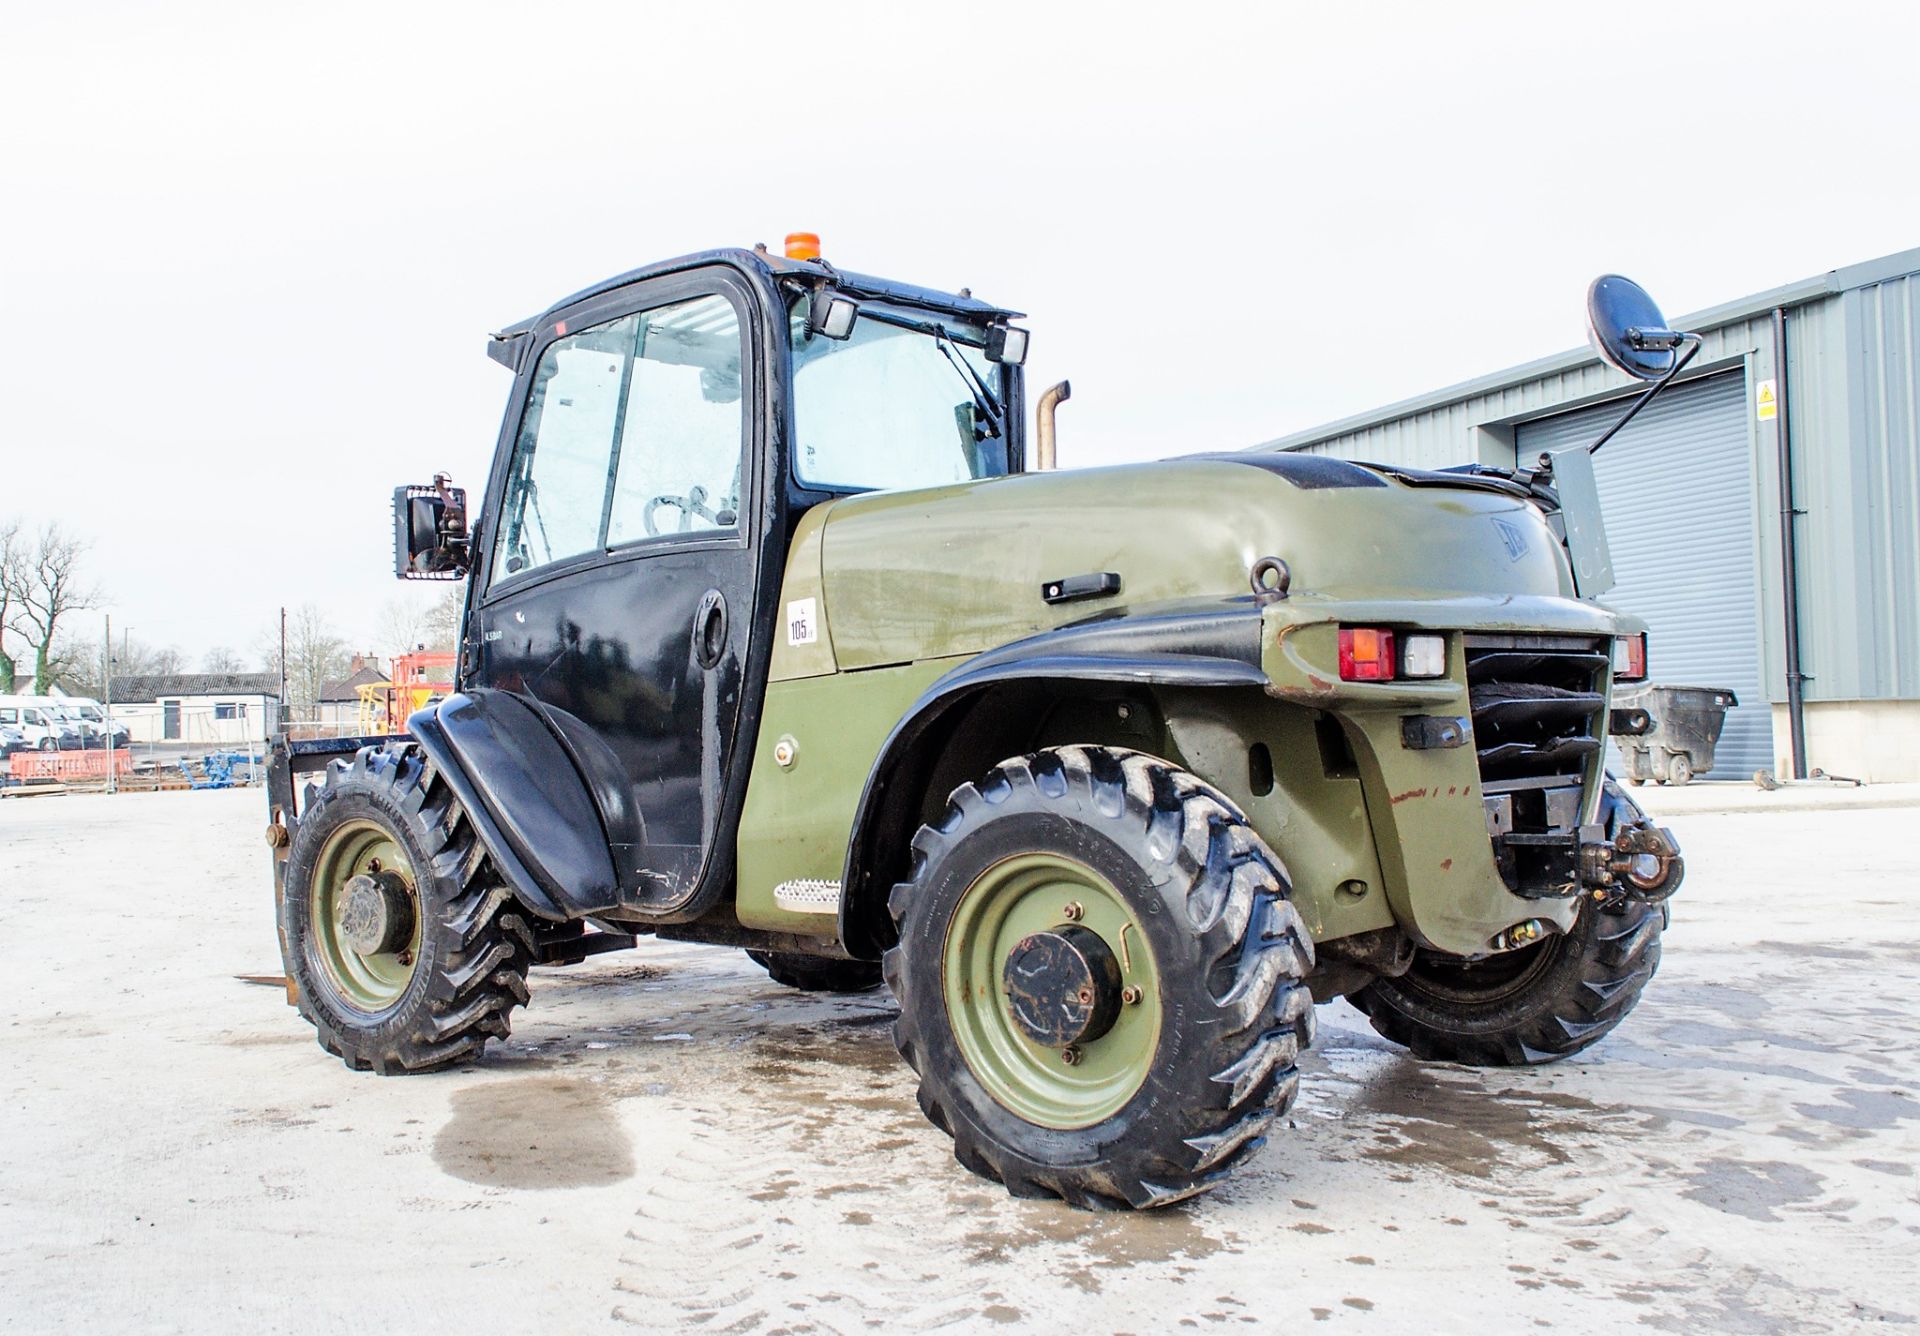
[
  {"xmin": 279, "ymin": 606, "xmax": 290, "ymax": 727},
  {"xmin": 103, "ymin": 615, "xmax": 116, "ymax": 796}
]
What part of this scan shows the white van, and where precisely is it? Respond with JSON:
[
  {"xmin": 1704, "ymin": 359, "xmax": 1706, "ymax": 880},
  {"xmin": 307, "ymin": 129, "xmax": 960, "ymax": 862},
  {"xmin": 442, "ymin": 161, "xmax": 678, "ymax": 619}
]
[
  {"xmin": 0, "ymin": 696, "xmax": 84, "ymax": 751},
  {"xmin": 58, "ymin": 696, "xmax": 130, "ymax": 748}
]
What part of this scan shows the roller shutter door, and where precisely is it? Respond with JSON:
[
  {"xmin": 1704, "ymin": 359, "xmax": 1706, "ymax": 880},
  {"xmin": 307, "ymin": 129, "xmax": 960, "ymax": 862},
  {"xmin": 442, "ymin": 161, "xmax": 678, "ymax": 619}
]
[{"xmin": 1515, "ymin": 371, "xmax": 1771, "ymax": 779}]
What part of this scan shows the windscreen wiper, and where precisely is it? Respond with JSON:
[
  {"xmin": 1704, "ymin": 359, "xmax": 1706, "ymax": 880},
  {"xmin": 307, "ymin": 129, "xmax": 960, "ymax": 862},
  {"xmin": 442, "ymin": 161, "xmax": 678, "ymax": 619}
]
[
  {"xmin": 932, "ymin": 328, "xmax": 1004, "ymax": 440},
  {"xmin": 863, "ymin": 307, "xmax": 1006, "ymax": 440}
]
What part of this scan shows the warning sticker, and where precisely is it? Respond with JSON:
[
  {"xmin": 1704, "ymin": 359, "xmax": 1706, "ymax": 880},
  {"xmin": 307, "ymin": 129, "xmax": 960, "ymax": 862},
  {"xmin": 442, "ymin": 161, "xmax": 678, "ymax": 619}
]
[
  {"xmin": 1756, "ymin": 379, "xmax": 1778, "ymax": 422},
  {"xmin": 786, "ymin": 597, "xmax": 819, "ymax": 647}
]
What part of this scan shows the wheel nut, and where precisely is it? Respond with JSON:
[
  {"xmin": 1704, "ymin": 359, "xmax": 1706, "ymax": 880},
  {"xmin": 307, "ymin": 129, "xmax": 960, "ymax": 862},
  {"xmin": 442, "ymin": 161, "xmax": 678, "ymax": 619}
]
[
  {"xmin": 1061, "ymin": 1046, "xmax": 1082, "ymax": 1066},
  {"xmin": 396, "ymin": 950, "xmax": 413, "ymax": 966},
  {"xmin": 1076, "ymin": 987, "xmax": 1095, "ymax": 1005},
  {"xmin": 1062, "ymin": 902, "xmax": 1084, "ymax": 922},
  {"xmin": 1121, "ymin": 985, "xmax": 1142, "ymax": 1005}
]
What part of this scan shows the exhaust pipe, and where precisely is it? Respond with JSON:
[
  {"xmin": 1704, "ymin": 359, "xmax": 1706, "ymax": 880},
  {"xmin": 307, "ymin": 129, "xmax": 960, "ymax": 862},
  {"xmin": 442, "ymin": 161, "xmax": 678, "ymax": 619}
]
[{"xmin": 1034, "ymin": 380, "xmax": 1071, "ymax": 471}]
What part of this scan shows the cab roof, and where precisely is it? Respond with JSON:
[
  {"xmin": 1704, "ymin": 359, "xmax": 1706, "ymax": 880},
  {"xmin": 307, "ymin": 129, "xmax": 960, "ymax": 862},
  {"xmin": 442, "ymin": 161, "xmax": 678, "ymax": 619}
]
[{"xmin": 488, "ymin": 246, "xmax": 1022, "ymax": 367}]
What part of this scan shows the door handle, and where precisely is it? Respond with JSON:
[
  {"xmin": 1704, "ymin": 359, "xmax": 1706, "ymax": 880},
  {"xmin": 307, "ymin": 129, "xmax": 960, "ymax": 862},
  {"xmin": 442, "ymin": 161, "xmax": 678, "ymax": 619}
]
[{"xmin": 693, "ymin": 590, "xmax": 728, "ymax": 670}]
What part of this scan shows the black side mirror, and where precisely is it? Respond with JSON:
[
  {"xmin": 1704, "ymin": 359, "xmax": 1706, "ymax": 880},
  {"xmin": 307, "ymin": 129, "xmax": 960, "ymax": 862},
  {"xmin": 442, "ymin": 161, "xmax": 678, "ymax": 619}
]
[
  {"xmin": 1586, "ymin": 275, "xmax": 1685, "ymax": 381},
  {"xmin": 393, "ymin": 475, "xmax": 470, "ymax": 580}
]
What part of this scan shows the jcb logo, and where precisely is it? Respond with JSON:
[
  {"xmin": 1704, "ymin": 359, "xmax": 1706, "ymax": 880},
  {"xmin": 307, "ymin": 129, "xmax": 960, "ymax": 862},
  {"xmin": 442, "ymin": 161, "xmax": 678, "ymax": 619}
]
[{"xmin": 1492, "ymin": 518, "xmax": 1529, "ymax": 562}]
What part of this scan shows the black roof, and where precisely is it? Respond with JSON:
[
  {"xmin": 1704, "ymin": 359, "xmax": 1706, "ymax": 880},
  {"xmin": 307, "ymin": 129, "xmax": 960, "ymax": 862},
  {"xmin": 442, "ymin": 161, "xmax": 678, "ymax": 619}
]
[
  {"xmin": 319, "ymin": 665, "xmax": 389, "ymax": 702},
  {"xmin": 109, "ymin": 673, "xmax": 279, "ymax": 703},
  {"xmin": 494, "ymin": 247, "xmax": 1022, "ymax": 349}
]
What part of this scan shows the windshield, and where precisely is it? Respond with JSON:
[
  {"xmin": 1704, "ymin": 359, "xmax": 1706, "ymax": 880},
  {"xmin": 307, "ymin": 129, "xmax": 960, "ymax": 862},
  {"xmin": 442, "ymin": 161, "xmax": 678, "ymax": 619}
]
[{"xmin": 789, "ymin": 300, "xmax": 1010, "ymax": 493}]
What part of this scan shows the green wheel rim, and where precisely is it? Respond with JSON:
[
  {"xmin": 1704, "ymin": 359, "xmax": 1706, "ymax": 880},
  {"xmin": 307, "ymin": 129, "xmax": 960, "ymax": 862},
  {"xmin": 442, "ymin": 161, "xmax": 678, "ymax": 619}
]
[
  {"xmin": 942, "ymin": 852, "xmax": 1161, "ymax": 1130},
  {"xmin": 308, "ymin": 819, "xmax": 422, "ymax": 1014}
]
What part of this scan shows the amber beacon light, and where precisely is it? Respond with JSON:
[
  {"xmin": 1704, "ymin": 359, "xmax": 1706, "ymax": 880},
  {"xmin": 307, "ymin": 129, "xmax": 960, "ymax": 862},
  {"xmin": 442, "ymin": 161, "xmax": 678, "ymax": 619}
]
[{"xmin": 785, "ymin": 231, "xmax": 823, "ymax": 261}]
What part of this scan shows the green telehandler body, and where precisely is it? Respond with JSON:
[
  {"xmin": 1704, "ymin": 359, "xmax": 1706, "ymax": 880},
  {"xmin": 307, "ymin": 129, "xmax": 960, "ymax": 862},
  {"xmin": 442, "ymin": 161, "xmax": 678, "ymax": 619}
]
[{"xmin": 268, "ymin": 243, "xmax": 1684, "ymax": 1208}]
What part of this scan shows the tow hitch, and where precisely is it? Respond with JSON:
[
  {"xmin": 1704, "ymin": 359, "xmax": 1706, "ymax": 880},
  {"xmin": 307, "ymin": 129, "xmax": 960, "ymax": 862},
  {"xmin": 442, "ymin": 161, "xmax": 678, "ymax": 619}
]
[{"xmin": 1580, "ymin": 822, "xmax": 1684, "ymax": 904}]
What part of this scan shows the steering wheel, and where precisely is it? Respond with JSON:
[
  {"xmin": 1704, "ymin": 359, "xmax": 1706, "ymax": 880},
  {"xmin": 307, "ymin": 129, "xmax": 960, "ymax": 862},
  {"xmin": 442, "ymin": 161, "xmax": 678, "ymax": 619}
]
[{"xmin": 643, "ymin": 484, "xmax": 722, "ymax": 536}]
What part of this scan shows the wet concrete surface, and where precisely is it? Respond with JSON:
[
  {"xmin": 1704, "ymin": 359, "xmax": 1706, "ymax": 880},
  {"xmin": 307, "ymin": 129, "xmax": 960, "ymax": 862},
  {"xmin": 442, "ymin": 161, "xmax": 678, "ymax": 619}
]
[{"xmin": 1, "ymin": 789, "xmax": 1916, "ymax": 1332}]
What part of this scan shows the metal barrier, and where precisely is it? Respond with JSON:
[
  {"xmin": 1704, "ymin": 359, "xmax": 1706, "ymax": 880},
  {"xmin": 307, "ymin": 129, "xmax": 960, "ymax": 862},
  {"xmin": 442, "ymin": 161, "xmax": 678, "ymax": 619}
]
[{"xmin": 8, "ymin": 749, "xmax": 136, "ymax": 782}]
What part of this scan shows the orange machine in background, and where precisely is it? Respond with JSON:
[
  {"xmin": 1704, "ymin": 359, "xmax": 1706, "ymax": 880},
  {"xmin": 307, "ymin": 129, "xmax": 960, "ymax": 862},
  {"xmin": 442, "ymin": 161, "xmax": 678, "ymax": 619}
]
[{"xmin": 356, "ymin": 651, "xmax": 456, "ymax": 735}]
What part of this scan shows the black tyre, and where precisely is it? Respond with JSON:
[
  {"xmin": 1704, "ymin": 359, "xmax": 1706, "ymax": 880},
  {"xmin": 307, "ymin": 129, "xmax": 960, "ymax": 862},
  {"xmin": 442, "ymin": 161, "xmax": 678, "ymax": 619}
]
[
  {"xmin": 746, "ymin": 950, "xmax": 884, "ymax": 993},
  {"xmin": 1350, "ymin": 897, "xmax": 1664, "ymax": 1066},
  {"xmin": 279, "ymin": 744, "xmax": 533, "ymax": 1074},
  {"xmin": 886, "ymin": 745, "xmax": 1315, "ymax": 1210}
]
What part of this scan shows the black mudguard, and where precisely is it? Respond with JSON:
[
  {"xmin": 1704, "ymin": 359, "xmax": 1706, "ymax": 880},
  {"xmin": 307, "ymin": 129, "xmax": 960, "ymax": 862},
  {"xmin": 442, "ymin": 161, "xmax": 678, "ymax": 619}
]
[
  {"xmin": 409, "ymin": 690, "xmax": 621, "ymax": 922},
  {"xmin": 838, "ymin": 600, "xmax": 1270, "ymax": 955}
]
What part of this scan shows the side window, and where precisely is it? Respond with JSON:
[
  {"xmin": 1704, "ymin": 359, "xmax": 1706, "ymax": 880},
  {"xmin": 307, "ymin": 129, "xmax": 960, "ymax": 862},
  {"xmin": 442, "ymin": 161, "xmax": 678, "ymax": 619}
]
[
  {"xmin": 0, "ymin": 708, "xmax": 15, "ymax": 724},
  {"xmin": 490, "ymin": 293, "xmax": 744, "ymax": 586},
  {"xmin": 608, "ymin": 296, "xmax": 744, "ymax": 543}
]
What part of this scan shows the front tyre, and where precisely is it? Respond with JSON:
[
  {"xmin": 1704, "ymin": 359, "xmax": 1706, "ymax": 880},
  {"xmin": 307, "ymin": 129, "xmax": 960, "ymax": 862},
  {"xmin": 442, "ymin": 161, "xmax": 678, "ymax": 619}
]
[
  {"xmin": 279, "ymin": 744, "xmax": 533, "ymax": 1074},
  {"xmin": 886, "ymin": 746, "xmax": 1314, "ymax": 1210},
  {"xmin": 1349, "ymin": 896, "xmax": 1664, "ymax": 1066}
]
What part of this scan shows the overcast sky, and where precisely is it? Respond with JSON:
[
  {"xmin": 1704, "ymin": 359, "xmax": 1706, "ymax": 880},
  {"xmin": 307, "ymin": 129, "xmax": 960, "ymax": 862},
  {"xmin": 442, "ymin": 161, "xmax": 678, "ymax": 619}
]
[{"xmin": 5, "ymin": 1, "xmax": 1916, "ymax": 666}]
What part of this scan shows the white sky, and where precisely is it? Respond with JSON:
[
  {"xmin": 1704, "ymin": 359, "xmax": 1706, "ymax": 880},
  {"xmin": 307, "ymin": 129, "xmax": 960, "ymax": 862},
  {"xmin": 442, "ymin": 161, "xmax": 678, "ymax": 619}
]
[{"xmin": 5, "ymin": 0, "xmax": 1916, "ymax": 664}]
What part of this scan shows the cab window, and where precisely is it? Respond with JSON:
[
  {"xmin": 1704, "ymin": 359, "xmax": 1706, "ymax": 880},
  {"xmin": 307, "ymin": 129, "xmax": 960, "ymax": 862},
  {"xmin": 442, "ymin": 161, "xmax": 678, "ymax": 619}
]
[
  {"xmin": 491, "ymin": 293, "xmax": 745, "ymax": 585},
  {"xmin": 790, "ymin": 305, "xmax": 1009, "ymax": 493}
]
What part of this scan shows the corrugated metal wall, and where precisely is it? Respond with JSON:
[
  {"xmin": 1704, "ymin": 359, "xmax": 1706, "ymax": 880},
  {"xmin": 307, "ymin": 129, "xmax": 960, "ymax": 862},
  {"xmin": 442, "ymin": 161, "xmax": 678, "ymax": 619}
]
[
  {"xmin": 1278, "ymin": 267, "xmax": 1920, "ymax": 713},
  {"xmin": 1515, "ymin": 373, "xmax": 1771, "ymax": 778},
  {"xmin": 1789, "ymin": 274, "xmax": 1920, "ymax": 701},
  {"xmin": 1293, "ymin": 318, "xmax": 1772, "ymax": 471}
]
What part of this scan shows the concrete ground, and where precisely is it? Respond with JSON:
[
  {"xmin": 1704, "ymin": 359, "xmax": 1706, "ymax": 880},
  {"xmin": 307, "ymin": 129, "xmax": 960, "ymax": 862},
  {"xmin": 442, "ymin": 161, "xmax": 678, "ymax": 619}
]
[{"xmin": 1, "ymin": 787, "xmax": 1915, "ymax": 1334}]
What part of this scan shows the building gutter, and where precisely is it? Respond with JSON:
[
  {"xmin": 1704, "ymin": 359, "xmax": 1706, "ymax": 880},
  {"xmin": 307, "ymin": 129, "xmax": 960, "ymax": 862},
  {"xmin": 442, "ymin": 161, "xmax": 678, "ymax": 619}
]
[
  {"xmin": 1257, "ymin": 246, "xmax": 1920, "ymax": 454},
  {"xmin": 1772, "ymin": 305, "xmax": 1809, "ymax": 779}
]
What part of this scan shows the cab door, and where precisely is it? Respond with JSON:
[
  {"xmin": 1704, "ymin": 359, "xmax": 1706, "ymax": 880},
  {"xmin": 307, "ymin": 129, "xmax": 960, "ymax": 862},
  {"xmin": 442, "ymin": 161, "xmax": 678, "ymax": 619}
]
[{"xmin": 470, "ymin": 269, "xmax": 762, "ymax": 915}]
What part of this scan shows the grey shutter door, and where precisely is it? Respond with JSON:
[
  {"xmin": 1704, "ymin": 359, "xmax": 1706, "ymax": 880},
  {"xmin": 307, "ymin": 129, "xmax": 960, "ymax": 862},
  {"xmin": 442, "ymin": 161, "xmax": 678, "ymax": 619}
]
[{"xmin": 1516, "ymin": 371, "xmax": 1771, "ymax": 779}]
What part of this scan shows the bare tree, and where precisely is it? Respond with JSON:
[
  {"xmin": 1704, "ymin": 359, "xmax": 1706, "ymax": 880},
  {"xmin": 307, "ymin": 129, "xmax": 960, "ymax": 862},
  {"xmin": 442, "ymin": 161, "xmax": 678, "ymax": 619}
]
[
  {"xmin": 421, "ymin": 583, "xmax": 466, "ymax": 654},
  {"xmin": 202, "ymin": 645, "xmax": 244, "ymax": 674},
  {"xmin": 259, "ymin": 604, "xmax": 349, "ymax": 718},
  {"xmin": 377, "ymin": 595, "xmax": 432, "ymax": 659},
  {"xmin": 101, "ymin": 635, "xmax": 183, "ymax": 682},
  {"xmin": 0, "ymin": 519, "xmax": 19, "ymax": 692},
  {"xmin": 3, "ymin": 524, "xmax": 96, "ymax": 694}
]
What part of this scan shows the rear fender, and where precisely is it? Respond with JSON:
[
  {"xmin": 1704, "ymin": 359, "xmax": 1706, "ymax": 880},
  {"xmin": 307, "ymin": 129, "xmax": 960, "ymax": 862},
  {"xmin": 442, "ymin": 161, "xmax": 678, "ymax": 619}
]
[
  {"xmin": 836, "ymin": 601, "xmax": 1267, "ymax": 956},
  {"xmin": 409, "ymin": 690, "xmax": 620, "ymax": 922}
]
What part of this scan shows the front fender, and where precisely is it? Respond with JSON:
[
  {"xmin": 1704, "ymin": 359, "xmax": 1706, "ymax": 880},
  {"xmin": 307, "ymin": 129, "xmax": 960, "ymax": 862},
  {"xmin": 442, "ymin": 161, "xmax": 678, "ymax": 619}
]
[{"xmin": 410, "ymin": 690, "xmax": 619, "ymax": 922}]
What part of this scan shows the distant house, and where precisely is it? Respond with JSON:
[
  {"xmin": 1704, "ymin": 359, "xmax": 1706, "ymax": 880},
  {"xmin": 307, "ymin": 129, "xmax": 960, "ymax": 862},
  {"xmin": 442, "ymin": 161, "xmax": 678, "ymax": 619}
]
[
  {"xmin": 316, "ymin": 655, "xmax": 389, "ymax": 732},
  {"xmin": 108, "ymin": 673, "xmax": 281, "ymax": 747}
]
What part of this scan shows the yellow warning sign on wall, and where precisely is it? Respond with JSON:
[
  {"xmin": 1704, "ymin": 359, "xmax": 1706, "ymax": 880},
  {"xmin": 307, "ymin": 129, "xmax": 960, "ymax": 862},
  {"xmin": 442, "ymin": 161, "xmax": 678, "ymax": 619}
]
[{"xmin": 1756, "ymin": 379, "xmax": 1778, "ymax": 421}]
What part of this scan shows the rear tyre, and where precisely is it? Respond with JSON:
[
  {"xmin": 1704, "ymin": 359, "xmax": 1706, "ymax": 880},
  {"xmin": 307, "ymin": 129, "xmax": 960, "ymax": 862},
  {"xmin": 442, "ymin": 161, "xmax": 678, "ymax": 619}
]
[
  {"xmin": 746, "ymin": 950, "xmax": 884, "ymax": 993},
  {"xmin": 279, "ymin": 743, "xmax": 534, "ymax": 1074},
  {"xmin": 1349, "ymin": 896, "xmax": 1664, "ymax": 1066},
  {"xmin": 886, "ymin": 745, "xmax": 1314, "ymax": 1210},
  {"xmin": 1666, "ymin": 752, "xmax": 1694, "ymax": 785}
]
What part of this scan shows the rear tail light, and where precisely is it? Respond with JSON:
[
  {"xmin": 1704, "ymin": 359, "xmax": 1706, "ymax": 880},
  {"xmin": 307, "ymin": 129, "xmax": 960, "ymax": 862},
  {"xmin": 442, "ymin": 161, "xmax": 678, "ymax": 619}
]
[
  {"xmin": 1400, "ymin": 633, "xmax": 1447, "ymax": 679},
  {"xmin": 1338, "ymin": 627, "xmax": 1396, "ymax": 681},
  {"xmin": 1613, "ymin": 633, "xmax": 1649, "ymax": 682},
  {"xmin": 1338, "ymin": 628, "xmax": 1450, "ymax": 681}
]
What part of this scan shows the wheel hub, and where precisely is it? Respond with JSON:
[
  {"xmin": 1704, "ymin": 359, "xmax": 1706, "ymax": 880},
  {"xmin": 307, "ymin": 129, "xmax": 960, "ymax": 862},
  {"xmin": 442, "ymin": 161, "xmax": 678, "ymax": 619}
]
[
  {"xmin": 1002, "ymin": 925, "xmax": 1123, "ymax": 1048},
  {"xmin": 338, "ymin": 871, "xmax": 415, "ymax": 956}
]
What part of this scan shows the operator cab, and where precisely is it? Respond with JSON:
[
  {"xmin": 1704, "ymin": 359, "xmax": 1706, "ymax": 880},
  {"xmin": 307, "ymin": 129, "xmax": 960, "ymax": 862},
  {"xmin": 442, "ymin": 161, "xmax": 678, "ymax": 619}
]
[{"xmin": 389, "ymin": 235, "xmax": 1031, "ymax": 924}]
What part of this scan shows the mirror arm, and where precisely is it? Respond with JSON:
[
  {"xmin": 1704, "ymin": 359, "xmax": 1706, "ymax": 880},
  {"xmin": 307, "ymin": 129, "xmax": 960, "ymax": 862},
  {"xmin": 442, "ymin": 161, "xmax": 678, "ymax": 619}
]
[{"xmin": 1587, "ymin": 332, "xmax": 1702, "ymax": 456}]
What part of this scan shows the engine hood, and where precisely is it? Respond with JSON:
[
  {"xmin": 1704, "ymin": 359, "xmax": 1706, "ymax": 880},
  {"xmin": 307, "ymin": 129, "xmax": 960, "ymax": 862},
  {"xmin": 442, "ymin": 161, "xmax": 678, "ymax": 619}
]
[{"xmin": 813, "ymin": 455, "xmax": 1581, "ymax": 671}]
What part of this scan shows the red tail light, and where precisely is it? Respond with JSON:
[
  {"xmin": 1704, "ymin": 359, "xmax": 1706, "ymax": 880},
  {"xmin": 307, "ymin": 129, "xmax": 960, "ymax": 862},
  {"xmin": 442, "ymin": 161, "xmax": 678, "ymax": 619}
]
[
  {"xmin": 1614, "ymin": 633, "xmax": 1649, "ymax": 682},
  {"xmin": 1339, "ymin": 627, "xmax": 1396, "ymax": 681}
]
